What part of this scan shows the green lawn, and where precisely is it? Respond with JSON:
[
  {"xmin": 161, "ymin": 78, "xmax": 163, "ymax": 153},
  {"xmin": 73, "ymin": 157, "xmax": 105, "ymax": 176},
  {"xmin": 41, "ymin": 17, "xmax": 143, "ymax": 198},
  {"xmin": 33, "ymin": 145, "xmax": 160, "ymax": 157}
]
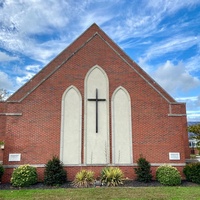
[{"xmin": 0, "ymin": 187, "xmax": 200, "ymax": 200}]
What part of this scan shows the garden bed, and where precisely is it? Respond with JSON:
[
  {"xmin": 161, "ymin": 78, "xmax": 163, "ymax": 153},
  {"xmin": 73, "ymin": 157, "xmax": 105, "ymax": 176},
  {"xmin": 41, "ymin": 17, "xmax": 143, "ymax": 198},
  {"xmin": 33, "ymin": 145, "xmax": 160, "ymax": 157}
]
[{"xmin": 0, "ymin": 180, "xmax": 199, "ymax": 190}]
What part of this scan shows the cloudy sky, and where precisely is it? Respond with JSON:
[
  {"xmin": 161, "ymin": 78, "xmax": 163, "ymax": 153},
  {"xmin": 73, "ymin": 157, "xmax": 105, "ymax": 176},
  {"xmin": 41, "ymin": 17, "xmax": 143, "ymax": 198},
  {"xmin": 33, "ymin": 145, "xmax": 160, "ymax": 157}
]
[{"xmin": 0, "ymin": 0, "xmax": 200, "ymax": 121}]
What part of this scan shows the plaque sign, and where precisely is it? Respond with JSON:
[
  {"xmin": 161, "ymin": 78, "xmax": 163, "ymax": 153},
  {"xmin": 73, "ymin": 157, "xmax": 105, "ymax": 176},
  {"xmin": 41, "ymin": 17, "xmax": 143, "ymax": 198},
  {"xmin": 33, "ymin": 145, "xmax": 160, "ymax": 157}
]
[
  {"xmin": 169, "ymin": 152, "xmax": 180, "ymax": 160},
  {"xmin": 9, "ymin": 154, "xmax": 21, "ymax": 161}
]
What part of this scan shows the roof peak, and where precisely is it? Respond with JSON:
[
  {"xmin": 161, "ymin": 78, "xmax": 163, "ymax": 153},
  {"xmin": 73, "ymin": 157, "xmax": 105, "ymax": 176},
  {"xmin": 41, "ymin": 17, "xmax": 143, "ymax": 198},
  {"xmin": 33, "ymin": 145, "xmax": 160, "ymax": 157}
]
[{"xmin": 7, "ymin": 23, "xmax": 176, "ymax": 103}]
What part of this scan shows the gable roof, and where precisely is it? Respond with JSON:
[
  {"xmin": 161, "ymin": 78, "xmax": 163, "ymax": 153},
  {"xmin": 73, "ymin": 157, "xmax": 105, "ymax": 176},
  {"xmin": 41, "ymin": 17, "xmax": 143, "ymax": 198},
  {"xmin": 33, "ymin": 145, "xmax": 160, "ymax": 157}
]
[{"xmin": 7, "ymin": 23, "xmax": 176, "ymax": 103}]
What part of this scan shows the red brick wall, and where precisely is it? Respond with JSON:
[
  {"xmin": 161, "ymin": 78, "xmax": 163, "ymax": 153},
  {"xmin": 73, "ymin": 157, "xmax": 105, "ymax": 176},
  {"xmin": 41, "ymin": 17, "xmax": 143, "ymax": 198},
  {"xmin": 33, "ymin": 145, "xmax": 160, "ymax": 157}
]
[
  {"xmin": 1, "ymin": 24, "xmax": 189, "ymax": 183},
  {"xmin": 0, "ymin": 102, "xmax": 6, "ymax": 138},
  {"xmin": 2, "ymin": 165, "xmax": 186, "ymax": 183}
]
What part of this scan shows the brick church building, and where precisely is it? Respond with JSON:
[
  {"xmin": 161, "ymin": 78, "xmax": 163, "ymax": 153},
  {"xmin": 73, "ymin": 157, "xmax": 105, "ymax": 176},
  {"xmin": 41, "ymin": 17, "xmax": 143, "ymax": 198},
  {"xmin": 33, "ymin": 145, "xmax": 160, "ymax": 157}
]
[{"xmin": 0, "ymin": 24, "xmax": 190, "ymax": 182}]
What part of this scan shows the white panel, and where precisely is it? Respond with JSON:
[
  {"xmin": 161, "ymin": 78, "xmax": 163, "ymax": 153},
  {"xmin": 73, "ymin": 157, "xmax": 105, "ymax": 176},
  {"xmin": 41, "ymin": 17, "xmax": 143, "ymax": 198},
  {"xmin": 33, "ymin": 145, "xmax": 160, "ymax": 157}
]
[
  {"xmin": 60, "ymin": 86, "xmax": 82, "ymax": 164},
  {"xmin": 84, "ymin": 65, "xmax": 109, "ymax": 164},
  {"xmin": 112, "ymin": 87, "xmax": 133, "ymax": 164},
  {"xmin": 9, "ymin": 154, "xmax": 21, "ymax": 161},
  {"xmin": 169, "ymin": 152, "xmax": 180, "ymax": 160}
]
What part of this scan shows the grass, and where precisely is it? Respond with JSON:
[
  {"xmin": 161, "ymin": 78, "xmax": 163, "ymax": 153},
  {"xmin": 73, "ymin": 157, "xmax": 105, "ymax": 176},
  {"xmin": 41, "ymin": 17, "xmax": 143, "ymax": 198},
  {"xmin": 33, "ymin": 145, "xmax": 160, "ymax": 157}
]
[{"xmin": 0, "ymin": 187, "xmax": 200, "ymax": 200}]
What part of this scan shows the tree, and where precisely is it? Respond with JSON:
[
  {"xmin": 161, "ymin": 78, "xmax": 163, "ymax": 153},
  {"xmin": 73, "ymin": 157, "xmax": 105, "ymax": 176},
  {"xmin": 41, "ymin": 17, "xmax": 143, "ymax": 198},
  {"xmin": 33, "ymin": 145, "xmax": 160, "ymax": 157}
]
[
  {"xmin": 188, "ymin": 124, "xmax": 200, "ymax": 155},
  {"xmin": 0, "ymin": 89, "xmax": 9, "ymax": 101},
  {"xmin": 44, "ymin": 156, "xmax": 67, "ymax": 186},
  {"xmin": 134, "ymin": 155, "xmax": 152, "ymax": 183},
  {"xmin": 188, "ymin": 123, "xmax": 200, "ymax": 145}
]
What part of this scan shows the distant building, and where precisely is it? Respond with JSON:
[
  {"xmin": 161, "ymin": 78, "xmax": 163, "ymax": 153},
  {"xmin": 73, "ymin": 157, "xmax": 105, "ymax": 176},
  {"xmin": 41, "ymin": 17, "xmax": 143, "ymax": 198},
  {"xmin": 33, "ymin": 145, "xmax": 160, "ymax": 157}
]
[
  {"xmin": 188, "ymin": 122, "xmax": 200, "ymax": 155},
  {"xmin": 189, "ymin": 140, "xmax": 198, "ymax": 148},
  {"xmin": 188, "ymin": 122, "xmax": 200, "ymax": 154}
]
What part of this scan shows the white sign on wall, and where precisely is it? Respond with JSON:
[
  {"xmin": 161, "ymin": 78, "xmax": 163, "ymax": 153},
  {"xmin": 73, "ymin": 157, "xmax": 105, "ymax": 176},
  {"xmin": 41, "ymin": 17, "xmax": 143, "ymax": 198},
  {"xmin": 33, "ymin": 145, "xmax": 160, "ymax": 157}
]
[
  {"xmin": 9, "ymin": 154, "xmax": 21, "ymax": 161},
  {"xmin": 169, "ymin": 152, "xmax": 180, "ymax": 160}
]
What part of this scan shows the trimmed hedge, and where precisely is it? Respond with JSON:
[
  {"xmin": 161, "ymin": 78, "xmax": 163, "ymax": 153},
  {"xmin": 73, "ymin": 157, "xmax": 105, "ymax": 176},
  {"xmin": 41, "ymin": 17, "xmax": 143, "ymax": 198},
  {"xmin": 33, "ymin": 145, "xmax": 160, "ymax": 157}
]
[
  {"xmin": 156, "ymin": 165, "xmax": 181, "ymax": 186},
  {"xmin": 183, "ymin": 163, "xmax": 200, "ymax": 184},
  {"xmin": 10, "ymin": 165, "xmax": 37, "ymax": 187}
]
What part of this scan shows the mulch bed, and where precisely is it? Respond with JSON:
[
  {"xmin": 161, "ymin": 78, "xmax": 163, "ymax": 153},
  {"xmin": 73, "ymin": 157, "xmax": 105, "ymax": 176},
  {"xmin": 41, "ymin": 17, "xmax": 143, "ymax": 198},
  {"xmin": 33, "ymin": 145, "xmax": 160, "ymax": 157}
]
[{"xmin": 0, "ymin": 180, "xmax": 199, "ymax": 190}]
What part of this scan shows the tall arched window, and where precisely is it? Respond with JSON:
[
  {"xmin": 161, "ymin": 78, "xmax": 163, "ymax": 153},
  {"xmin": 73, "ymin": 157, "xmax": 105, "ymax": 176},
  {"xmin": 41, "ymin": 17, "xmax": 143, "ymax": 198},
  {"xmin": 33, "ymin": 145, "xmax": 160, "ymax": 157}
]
[
  {"xmin": 60, "ymin": 86, "xmax": 82, "ymax": 165},
  {"xmin": 112, "ymin": 86, "xmax": 133, "ymax": 164},
  {"xmin": 84, "ymin": 65, "xmax": 109, "ymax": 164}
]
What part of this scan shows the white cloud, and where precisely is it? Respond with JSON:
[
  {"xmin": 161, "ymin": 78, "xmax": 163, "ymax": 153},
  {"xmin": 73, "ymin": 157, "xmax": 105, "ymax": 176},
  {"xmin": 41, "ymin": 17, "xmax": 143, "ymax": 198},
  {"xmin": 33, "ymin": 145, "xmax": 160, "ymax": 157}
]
[
  {"xmin": 1, "ymin": 0, "xmax": 70, "ymax": 35},
  {"xmin": 0, "ymin": 0, "xmax": 78, "ymax": 57},
  {"xmin": 16, "ymin": 64, "xmax": 42, "ymax": 86},
  {"xmin": 80, "ymin": 12, "xmax": 113, "ymax": 31},
  {"xmin": 0, "ymin": 51, "xmax": 18, "ymax": 62},
  {"xmin": 137, "ymin": 57, "xmax": 153, "ymax": 73},
  {"xmin": 186, "ymin": 111, "xmax": 200, "ymax": 122},
  {"xmin": 151, "ymin": 61, "xmax": 200, "ymax": 96},
  {"xmin": 0, "ymin": 0, "xmax": 199, "ymax": 65},
  {"xmin": 197, "ymin": 96, "xmax": 200, "ymax": 107},
  {"xmin": 25, "ymin": 65, "xmax": 41, "ymax": 72},
  {"xmin": 176, "ymin": 96, "xmax": 199, "ymax": 102},
  {"xmin": 24, "ymin": 38, "xmax": 71, "ymax": 64},
  {"xmin": 103, "ymin": 0, "xmax": 200, "ymax": 41},
  {"xmin": 175, "ymin": 96, "xmax": 200, "ymax": 122},
  {"xmin": 176, "ymin": 96, "xmax": 200, "ymax": 110},
  {"xmin": 0, "ymin": 0, "xmax": 108, "ymax": 63},
  {"xmin": 146, "ymin": 0, "xmax": 200, "ymax": 13},
  {"xmin": 185, "ymin": 54, "xmax": 200, "ymax": 73},
  {"xmin": 16, "ymin": 72, "xmax": 35, "ymax": 86},
  {"xmin": 0, "ymin": 71, "xmax": 14, "ymax": 91},
  {"xmin": 144, "ymin": 36, "xmax": 198, "ymax": 61}
]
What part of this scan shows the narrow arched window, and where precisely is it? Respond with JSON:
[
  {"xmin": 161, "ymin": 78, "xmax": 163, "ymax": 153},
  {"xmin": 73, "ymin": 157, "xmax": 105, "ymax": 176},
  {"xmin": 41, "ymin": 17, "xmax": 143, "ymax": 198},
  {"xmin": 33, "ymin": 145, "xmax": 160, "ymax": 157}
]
[
  {"xmin": 112, "ymin": 86, "xmax": 133, "ymax": 164},
  {"xmin": 60, "ymin": 86, "xmax": 82, "ymax": 165}
]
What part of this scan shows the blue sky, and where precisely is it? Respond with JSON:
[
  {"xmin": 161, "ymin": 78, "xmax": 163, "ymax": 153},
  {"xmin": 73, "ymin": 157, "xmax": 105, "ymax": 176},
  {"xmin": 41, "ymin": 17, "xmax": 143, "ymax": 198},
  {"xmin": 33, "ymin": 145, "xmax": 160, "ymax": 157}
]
[{"xmin": 0, "ymin": 0, "xmax": 200, "ymax": 121}]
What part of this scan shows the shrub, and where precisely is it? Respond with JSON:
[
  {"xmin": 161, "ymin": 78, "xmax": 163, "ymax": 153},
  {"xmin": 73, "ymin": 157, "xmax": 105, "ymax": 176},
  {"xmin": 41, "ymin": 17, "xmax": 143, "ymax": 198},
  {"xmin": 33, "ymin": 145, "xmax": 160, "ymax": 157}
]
[
  {"xmin": 156, "ymin": 165, "xmax": 181, "ymax": 186},
  {"xmin": 183, "ymin": 163, "xmax": 193, "ymax": 181},
  {"xmin": 73, "ymin": 169, "xmax": 95, "ymax": 188},
  {"xmin": 10, "ymin": 165, "xmax": 37, "ymax": 187},
  {"xmin": 134, "ymin": 156, "xmax": 152, "ymax": 183},
  {"xmin": 100, "ymin": 167, "xmax": 124, "ymax": 187},
  {"xmin": 44, "ymin": 156, "xmax": 66, "ymax": 186},
  {"xmin": 183, "ymin": 163, "xmax": 200, "ymax": 184},
  {"xmin": 0, "ymin": 164, "xmax": 4, "ymax": 182}
]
